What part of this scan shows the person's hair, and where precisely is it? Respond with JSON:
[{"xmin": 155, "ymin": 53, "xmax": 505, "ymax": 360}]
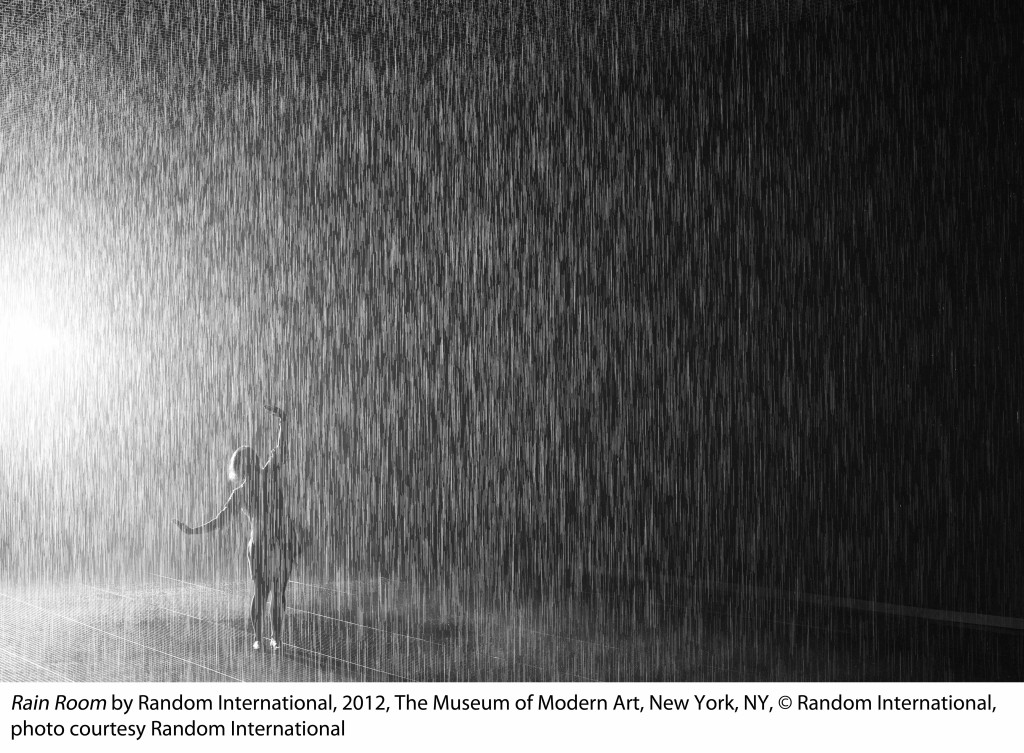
[{"xmin": 228, "ymin": 446, "xmax": 261, "ymax": 484}]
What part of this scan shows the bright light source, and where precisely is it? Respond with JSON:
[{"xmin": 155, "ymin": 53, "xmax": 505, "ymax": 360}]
[
  {"xmin": 2, "ymin": 313, "xmax": 62, "ymax": 371},
  {"xmin": 0, "ymin": 304, "xmax": 84, "ymax": 431}
]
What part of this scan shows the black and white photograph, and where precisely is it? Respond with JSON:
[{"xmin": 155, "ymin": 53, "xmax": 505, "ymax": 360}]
[{"xmin": 1, "ymin": 0, "xmax": 1022, "ymax": 694}]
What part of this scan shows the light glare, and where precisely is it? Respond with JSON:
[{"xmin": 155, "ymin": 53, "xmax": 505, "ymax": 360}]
[{"xmin": 1, "ymin": 313, "xmax": 63, "ymax": 370}]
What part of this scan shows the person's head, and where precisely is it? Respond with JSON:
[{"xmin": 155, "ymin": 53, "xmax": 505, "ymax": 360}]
[{"xmin": 228, "ymin": 445, "xmax": 261, "ymax": 485}]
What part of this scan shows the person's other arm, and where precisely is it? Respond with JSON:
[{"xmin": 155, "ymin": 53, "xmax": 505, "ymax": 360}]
[
  {"xmin": 175, "ymin": 489, "xmax": 243, "ymax": 534},
  {"xmin": 264, "ymin": 404, "xmax": 287, "ymax": 467}
]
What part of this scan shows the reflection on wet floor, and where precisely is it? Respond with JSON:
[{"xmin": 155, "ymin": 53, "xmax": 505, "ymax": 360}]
[{"xmin": 0, "ymin": 573, "xmax": 1021, "ymax": 682}]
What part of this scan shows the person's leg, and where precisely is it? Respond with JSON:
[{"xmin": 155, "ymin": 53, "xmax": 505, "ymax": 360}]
[
  {"xmin": 248, "ymin": 541, "xmax": 270, "ymax": 649},
  {"xmin": 251, "ymin": 578, "xmax": 270, "ymax": 649},
  {"xmin": 269, "ymin": 556, "xmax": 291, "ymax": 648},
  {"xmin": 267, "ymin": 588, "xmax": 283, "ymax": 649}
]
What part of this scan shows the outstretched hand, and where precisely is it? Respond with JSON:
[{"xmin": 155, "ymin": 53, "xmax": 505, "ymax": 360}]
[
  {"xmin": 263, "ymin": 403, "xmax": 286, "ymax": 418},
  {"xmin": 174, "ymin": 520, "xmax": 192, "ymax": 534}
]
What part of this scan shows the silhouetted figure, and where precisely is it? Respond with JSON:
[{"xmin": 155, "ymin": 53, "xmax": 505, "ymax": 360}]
[{"xmin": 175, "ymin": 404, "xmax": 300, "ymax": 650}]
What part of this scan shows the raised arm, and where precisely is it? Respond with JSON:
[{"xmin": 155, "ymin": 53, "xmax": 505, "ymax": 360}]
[
  {"xmin": 174, "ymin": 489, "xmax": 243, "ymax": 535},
  {"xmin": 264, "ymin": 403, "xmax": 287, "ymax": 467}
]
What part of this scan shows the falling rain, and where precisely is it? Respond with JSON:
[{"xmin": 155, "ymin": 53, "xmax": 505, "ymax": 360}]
[{"xmin": 0, "ymin": 0, "xmax": 1021, "ymax": 683}]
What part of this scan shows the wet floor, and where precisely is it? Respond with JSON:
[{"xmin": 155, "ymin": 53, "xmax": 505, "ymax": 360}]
[{"xmin": 1, "ymin": 572, "xmax": 1020, "ymax": 682}]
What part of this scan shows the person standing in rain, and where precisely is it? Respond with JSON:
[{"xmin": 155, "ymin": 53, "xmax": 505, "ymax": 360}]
[{"xmin": 175, "ymin": 404, "xmax": 300, "ymax": 650}]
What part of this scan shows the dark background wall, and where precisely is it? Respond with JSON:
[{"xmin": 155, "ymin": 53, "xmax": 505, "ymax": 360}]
[{"xmin": 1, "ymin": 0, "xmax": 1020, "ymax": 616}]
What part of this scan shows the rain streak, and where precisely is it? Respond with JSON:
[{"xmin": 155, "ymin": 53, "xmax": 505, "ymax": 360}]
[{"xmin": 0, "ymin": 0, "xmax": 1021, "ymax": 682}]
